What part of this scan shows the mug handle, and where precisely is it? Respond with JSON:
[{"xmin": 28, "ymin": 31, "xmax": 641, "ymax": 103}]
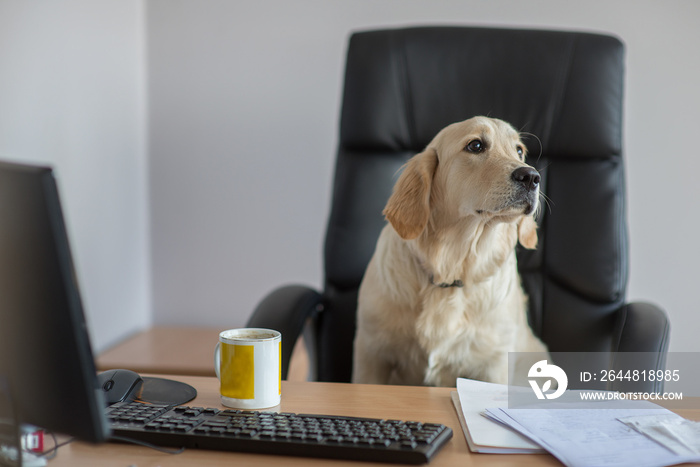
[{"xmin": 214, "ymin": 342, "xmax": 221, "ymax": 380}]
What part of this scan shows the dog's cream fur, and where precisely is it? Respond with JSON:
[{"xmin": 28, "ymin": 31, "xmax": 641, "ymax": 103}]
[{"xmin": 352, "ymin": 116, "xmax": 549, "ymax": 387}]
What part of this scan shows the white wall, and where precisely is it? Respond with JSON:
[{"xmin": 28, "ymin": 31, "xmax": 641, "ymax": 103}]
[
  {"xmin": 147, "ymin": 0, "xmax": 339, "ymax": 328},
  {"xmin": 2, "ymin": 1, "xmax": 698, "ymax": 355},
  {"xmin": 0, "ymin": 1, "xmax": 150, "ymax": 352},
  {"xmin": 147, "ymin": 0, "xmax": 700, "ymax": 352}
]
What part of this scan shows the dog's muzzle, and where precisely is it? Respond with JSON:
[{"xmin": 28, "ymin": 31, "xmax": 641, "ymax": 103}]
[{"xmin": 511, "ymin": 166, "xmax": 540, "ymax": 214}]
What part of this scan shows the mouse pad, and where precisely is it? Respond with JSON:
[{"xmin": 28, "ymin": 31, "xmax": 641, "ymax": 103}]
[{"xmin": 135, "ymin": 377, "xmax": 197, "ymax": 406}]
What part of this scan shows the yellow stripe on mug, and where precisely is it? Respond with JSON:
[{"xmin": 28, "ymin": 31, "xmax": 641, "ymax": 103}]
[
  {"xmin": 214, "ymin": 328, "xmax": 281, "ymax": 410},
  {"xmin": 220, "ymin": 343, "xmax": 255, "ymax": 399}
]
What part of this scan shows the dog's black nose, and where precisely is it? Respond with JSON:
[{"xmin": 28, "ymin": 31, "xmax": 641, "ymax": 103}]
[{"xmin": 511, "ymin": 167, "xmax": 540, "ymax": 191}]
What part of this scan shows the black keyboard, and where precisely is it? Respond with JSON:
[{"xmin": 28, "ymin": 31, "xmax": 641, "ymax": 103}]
[{"xmin": 106, "ymin": 400, "xmax": 452, "ymax": 464}]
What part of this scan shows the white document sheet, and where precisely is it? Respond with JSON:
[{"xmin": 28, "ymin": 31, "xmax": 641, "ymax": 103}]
[
  {"xmin": 620, "ymin": 413, "xmax": 700, "ymax": 456},
  {"xmin": 486, "ymin": 402, "xmax": 700, "ymax": 467}
]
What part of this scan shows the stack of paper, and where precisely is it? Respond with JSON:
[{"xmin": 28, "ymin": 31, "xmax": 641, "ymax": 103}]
[
  {"xmin": 454, "ymin": 378, "xmax": 700, "ymax": 467},
  {"xmin": 452, "ymin": 378, "xmax": 543, "ymax": 453}
]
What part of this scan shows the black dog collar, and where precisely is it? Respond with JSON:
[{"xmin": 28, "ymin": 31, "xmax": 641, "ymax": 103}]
[{"xmin": 429, "ymin": 275, "xmax": 464, "ymax": 288}]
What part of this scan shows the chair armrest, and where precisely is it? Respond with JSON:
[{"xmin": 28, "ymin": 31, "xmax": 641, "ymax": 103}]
[
  {"xmin": 614, "ymin": 301, "xmax": 670, "ymax": 354},
  {"xmin": 611, "ymin": 301, "xmax": 670, "ymax": 392},
  {"xmin": 246, "ymin": 285, "xmax": 323, "ymax": 379}
]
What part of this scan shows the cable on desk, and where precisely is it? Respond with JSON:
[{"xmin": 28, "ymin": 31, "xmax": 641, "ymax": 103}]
[{"xmin": 37, "ymin": 432, "xmax": 71, "ymax": 460}]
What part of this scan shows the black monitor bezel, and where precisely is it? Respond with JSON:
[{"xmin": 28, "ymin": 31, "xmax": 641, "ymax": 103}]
[{"xmin": 0, "ymin": 161, "xmax": 109, "ymax": 443}]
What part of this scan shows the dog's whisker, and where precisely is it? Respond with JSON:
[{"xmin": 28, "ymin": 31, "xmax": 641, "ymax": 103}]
[
  {"xmin": 538, "ymin": 192, "xmax": 554, "ymax": 216},
  {"xmin": 519, "ymin": 131, "xmax": 544, "ymax": 163},
  {"xmin": 533, "ymin": 161, "xmax": 551, "ymax": 174}
]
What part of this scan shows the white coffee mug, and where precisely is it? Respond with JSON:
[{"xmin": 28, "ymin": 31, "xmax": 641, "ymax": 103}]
[{"xmin": 214, "ymin": 328, "xmax": 281, "ymax": 409}]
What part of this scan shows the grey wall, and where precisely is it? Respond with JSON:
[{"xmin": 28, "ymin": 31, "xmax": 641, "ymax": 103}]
[
  {"xmin": 147, "ymin": 0, "xmax": 700, "ymax": 352},
  {"xmin": 1, "ymin": 1, "xmax": 698, "ymax": 354},
  {"xmin": 0, "ymin": 1, "xmax": 150, "ymax": 352}
]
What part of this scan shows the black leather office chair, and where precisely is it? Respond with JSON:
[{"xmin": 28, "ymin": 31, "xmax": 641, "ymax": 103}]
[{"xmin": 247, "ymin": 26, "xmax": 670, "ymax": 391}]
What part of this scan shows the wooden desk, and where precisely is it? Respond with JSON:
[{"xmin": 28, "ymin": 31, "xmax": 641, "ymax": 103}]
[
  {"xmin": 96, "ymin": 327, "xmax": 309, "ymax": 381},
  {"xmin": 47, "ymin": 377, "xmax": 564, "ymax": 466},
  {"xmin": 97, "ymin": 327, "xmax": 223, "ymax": 376}
]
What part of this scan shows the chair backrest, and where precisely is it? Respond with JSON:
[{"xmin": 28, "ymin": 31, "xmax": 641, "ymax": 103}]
[{"xmin": 316, "ymin": 26, "xmax": 627, "ymax": 383}]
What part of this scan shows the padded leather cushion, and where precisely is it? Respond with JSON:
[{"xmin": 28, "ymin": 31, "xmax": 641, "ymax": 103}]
[
  {"xmin": 340, "ymin": 27, "xmax": 624, "ymax": 158},
  {"xmin": 324, "ymin": 149, "xmax": 410, "ymax": 289}
]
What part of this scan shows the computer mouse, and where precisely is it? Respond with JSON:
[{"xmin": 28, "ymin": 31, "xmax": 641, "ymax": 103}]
[{"xmin": 97, "ymin": 369, "xmax": 143, "ymax": 405}]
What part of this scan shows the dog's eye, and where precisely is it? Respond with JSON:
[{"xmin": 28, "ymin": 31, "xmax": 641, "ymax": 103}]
[
  {"xmin": 466, "ymin": 140, "xmax": 484, "ymax": 153},
  {"xmin": 516, "ymin": 146, "xmax": 525, "ymax": 159}
]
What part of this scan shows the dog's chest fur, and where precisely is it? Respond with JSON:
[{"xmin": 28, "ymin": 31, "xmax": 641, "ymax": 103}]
[
  {"xmin": 415, "ymin": 264, "xmax": 522, "ymax": 386},
  {"xmin": 407, "ymin": 223, "xmax": 523, "ymax": 386}
]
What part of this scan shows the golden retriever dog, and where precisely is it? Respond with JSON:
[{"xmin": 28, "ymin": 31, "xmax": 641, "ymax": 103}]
[{"xmin": 352, "ymin": 116, "xmax": 549, "ymax": 387}]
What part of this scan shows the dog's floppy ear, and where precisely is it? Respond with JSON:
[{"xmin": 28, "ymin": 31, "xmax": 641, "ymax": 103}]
[
  {"xmin": 518, "ymin": 215, "xmax": 538, "ymax": 249},
  {"xmin": 383, "ymin": 148, "xmax": 438, "ymax": 240}
]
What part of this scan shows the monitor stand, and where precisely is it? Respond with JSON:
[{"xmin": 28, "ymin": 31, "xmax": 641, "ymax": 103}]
[{"xmin": 0, "ymin": 375, "xmax": 22, "ymax": 467}]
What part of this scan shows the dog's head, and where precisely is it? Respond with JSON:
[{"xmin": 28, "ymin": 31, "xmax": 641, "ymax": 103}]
[{"xmin": 383, "ymin": 116, "xmax": 539, "ymax": 248}]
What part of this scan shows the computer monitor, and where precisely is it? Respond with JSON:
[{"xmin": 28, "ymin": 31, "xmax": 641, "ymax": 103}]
[{"xmin": 0, "ymin": 161, "xmax": 109, "ymax": 445}]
